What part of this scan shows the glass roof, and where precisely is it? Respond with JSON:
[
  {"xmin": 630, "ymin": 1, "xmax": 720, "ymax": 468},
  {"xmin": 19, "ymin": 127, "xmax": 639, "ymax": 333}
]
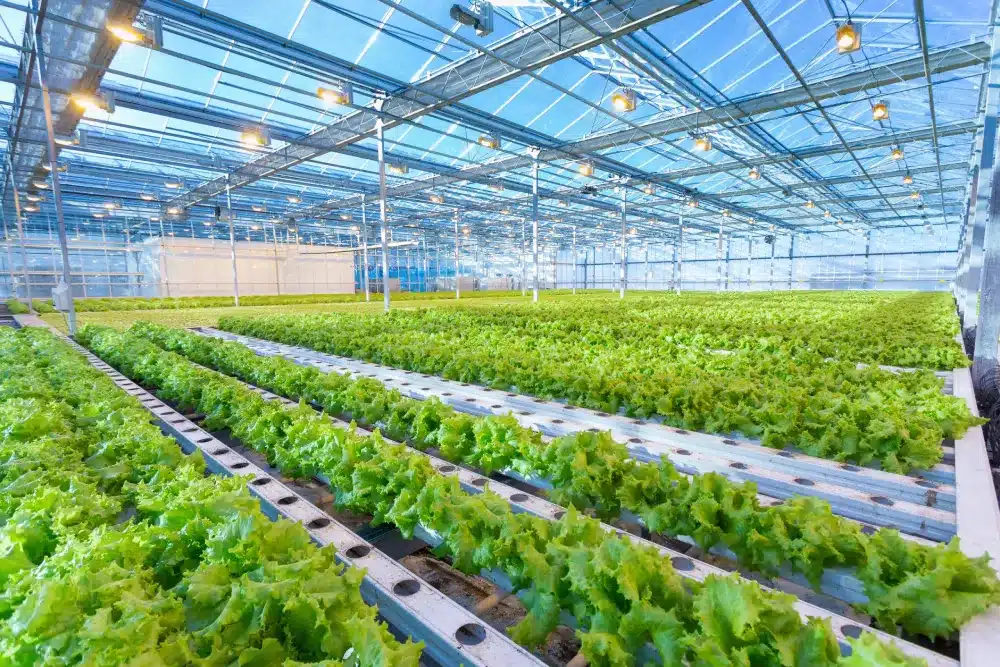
[{"xmin": 0, "ymin": 0, "xmax": 993, "ymax": 255}]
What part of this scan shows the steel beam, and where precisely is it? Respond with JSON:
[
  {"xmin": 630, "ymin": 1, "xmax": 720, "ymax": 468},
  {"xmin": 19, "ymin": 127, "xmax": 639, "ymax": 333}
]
[
  {"xmin": 162, "ymin": 0, "xmax": 707, "ymax": 210},
  {"xmin": 296, "ymin": 42, "xmax": 988, "ymax": 221}
]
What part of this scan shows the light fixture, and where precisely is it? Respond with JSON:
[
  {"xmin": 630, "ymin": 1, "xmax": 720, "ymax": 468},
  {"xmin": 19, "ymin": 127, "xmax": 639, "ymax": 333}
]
[
  {"xmin": 107, "ymin": 17, "xmax": 163, "ymax": 49},
  {"xmin": 351, "ymin": 224, "xmax": 360, "ymax": 233},
  {"xmin": 610, "ymin": 87, "xmax": 637, "ymax": 113},
  {"xmin": 910, "ymin": 191, "xmax": 920, "ymax": 200},
  {"xmin": 202, "ymin": 221, "xmax": 213, "ymax": 226},
  {"xmin": 694, "ymin": 136, "xmax": 712, "ymax": 152},
  {"xmin": 891, "ymin": 147, "xmax": 904, "ymax": 161},
  {"xmin": 805, "ymin": 200, "xmax": 815, "ymax": 209},
  {"xmin": 150, "ymin": 216, "xmax": 161, "ymax": 222},
  {"xmin": 686, "ymin": 198, "xmax": 699, "ymax": 208},
  {"xmin": 31, "ymin": 179, "xmax": 50, "ymax": 189},
  {"xmin": 824, "ymin": 210, "xmax": 831, "ymax": 218},
  {"xmin": 42, "ymin": 162, "xmax": 68, "ymax": 173},
  {"xmin": 139, "ymin": 192, "xmax": 157, "ymax": 201},
  {"xmin": 93, "ymin": 212, "xmax": 106, "ymax": 219},
  {"xmin": 429, "ymin": 193, "xmax": 445, "ymax": 204},
  {"xmin": 167, "ymin": 206, "xmax": 182, "ymax": 215},
  {"xmin": 286, "ymin": 195, "xmax": 301, "ymax": 204},
  {"xmin": 477, "ymin": 133, "xmax": 501, "ymax": 150},
  {"xmin": 71, "ymin": 90, "xmax": 115, "ymax": 113},
  {"xmin": 317, "ymin": 82, "xmax": 353, "ymax": 106},
  {"xmin": 872, "ymin": 101, "xmax": 889, "ymax": 121},
  {"xmin": 164, "ymin": 178, "xmax": 184, "ymax": 189},
  {"xmin": 22, "ymin": 203, "xmax": 39, "ymax": 213},
  {"xmin": 500, "ymin": 207, "xmax": 511, "ymax": 214},
  {"xmin": 722, "ymin": 209, "xmax": 731, "ymax": 218},
  {"xmin": 747, "ymin": 217, "xmax": 755, "ymax": 225},
  {"xmin": 450, "ymin": 1, "xmax": 494, "ymax": 37},
  {"xmin": 251, "ymin": 204, "xmax": 267, "ymax": 213},
  {"xmin": 628, "ymin": 227, "xmax": 638, "ymax": 236},
  {"xmin": 25, "ymin": 193, "xmax": 44, "ymax": 202},
  {"xmin": 240, "ymin": 128, "xmax": 271, "ymax": 148},
  {"xmin": 578, "ymin": 161, "xmax": 594, "ymax": 177},
  {"xmin": 903, "ymin": 172, "xmax": 913, "ymax": 185},
  {"xmin": 748, "ymin": 166, "xmax": 761, "ymax": 180},
  {"xmin": 835, "ymin": 21, "xmax": 861, "ymax": 54},
  {"xmin": 102, "ymin": 201, "xmax": 120, "ymax": 211},
  {"xmin": 250, "ymin": 224, "xmax": 261, "ymax": 231},
  {"xmin": 387, "ymin": 163, "xmax": 409, "ymax": 175},
  {"xmin": 836, "ymin": 219, "xmax": 843, "ymax": 225},
  {"xmin": 339, "ymin": 213, "xmax": 352, "ymax": 221},
  {"xmin": 643, "ymin": 183, "xmax": 656, "ymax": 196},
  {"xmin": 462, "ymin": 226, "xmax": 471, "ymax": 236},
  {"xmin": 489, "ymin": 183, "xmax": 504, "ymax": 192}
]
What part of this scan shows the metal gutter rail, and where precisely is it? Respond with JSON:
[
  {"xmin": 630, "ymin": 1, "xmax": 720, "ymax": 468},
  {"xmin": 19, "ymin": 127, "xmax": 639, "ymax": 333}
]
[
  {"xmin": 59, "ymin": 335, "xmax": 546, "ymax": 667},
  {"xmin": 144, "ymin": 341, "xmax": 952, "ymax": 667},
  {"xmin": 199, "ymin": 328, "xmax": 955, "ymax": 543}
]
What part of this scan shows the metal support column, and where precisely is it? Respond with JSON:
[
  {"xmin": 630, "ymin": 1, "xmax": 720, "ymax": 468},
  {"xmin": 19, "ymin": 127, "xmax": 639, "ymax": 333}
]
[
  {"xmin": 375, "ymin": 100, "xmax": 390, "ymax": 312},
  {"xmin": 8, "ymin": 181, "xmax": 34, "ymax": 312},
  {"xmin": 619, "ymin": 184, "xmax": 627, "ymax": 299},
  {"xmin": 716, "ymin": 224, "xmax": 724, "ymax": 292},
  {"xmin": 769, "ymin": 238, "xmax": 776, "ymax": 290},
  {"xmin": 725, "ymin": 235, "xmax": 732, "ymax": 290},
  {"xmin": 788, "ymin": 233, "xmax": 796, "ymax": 289},
  {"xmin": 644, "ymin": 243, "xmax": 650, "ymax": 291},
  {"xmin": 225, "ymin": 174, "xmax": 240, "ymax": 307},
  {"xmin": 675, "ymin": 217, "xmax": 684, "ymax": 295},
  {"xmin": 454, "ymin": 211, "xmax": 461, "ymax": 299},
  {"xmin": 572, "ymin": 225, "xmax": 577, "ymax": 295},
  {"xmin": 361, "ymin": 197, "xmax": 370, "ymax": 301},
  {"xmin": 747, "ymin": 236, "xmax": 754, "ymax": 290},
  {"xmin": 864, "ymin": 231, "xmax": 873, "ymax": 290},
  {"xmin": 29, "ymin": 13, "xmax": 74, "ymax": 332},
  {"xmin": 973, "ymin": 120, "xmax": 1000, "ymax": 388},
  {"xmin": 530, "ymin": 149, "xmax": 540, "ymax": 302},
  {"xmin": 962, "ymin": 24, "xmax": 1000, "ymax": 331},
  {"xmin": 519, "ymin": 218, "xmax": 526, "ymax": 296}
]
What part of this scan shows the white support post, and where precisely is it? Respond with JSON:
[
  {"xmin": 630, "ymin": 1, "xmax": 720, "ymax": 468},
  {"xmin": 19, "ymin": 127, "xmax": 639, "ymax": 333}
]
[
  {"xmin": 716, "ymin": 223, "xmax": 724, "ymax": 292},
  {"xmin": 7, "ymin": 176, "xmax": 35, "ymax": 313},
  {"xmin": 225, "ymin": 174, "xmax": 240, "ymax": 307},
  {"xmin": 361, "ymin": 196, "xmax": 371, "ymax": 301},
  {"xmin": 29, "ymin": 16, "xmax": 75, "ymax": 333},
  {"xmin": 725, "ymin": 234, "xmax": 732, "ymax": 290},
  {"xmin": 375, "ymin": 100, "xmax": 391, "ymax": 312},
  {"xmin": 530, "ymin": 149, "xmax": 540, "ymax": 302},
  {"xmin": 747, "ymin": 236, "xmax": 754, "ymax": 291},
  {"xmin": 520, "ymin": 218, "xmax": 526, "ymax": 296},
  {"xmin": 454, "ymin": 211, "xmax": 461, "ymax": 299},
  {"xmin": 619, "ymin": 184, "xmax": 627, "ymax": 299},
  {"xmin": 644, "ymin": 243, "xmax": 650, "ymax": 291},
  {"xmin": 769, "ymin": 237, "xmax": 776, "ymax": 291},
  {"xmin": 788, "ymin": 233, "xmax": 796, "ymax": 290},
  {"xmin": 572, "ymin": 225, "xmax": 577, "ymax": 295},
  {"xmin": 675, "ymin": 217, "xmax": 684, "ymax": 295},
  {"xmin": 864, "ymin": 231, "xmax": 873, "ymax": 290}
]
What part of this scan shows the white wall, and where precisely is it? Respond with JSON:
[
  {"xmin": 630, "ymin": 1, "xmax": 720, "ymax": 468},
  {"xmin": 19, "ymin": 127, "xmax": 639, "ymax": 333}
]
[{"xmin": 140, "ymin": 238, "xmax": 355, "ymax": 297}]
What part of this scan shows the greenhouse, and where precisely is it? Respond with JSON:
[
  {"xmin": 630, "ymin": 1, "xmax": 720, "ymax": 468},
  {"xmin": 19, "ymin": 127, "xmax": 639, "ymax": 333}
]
[{"xmin": 1, "ymin": 0, "xmax": 999, "ymax": 665}]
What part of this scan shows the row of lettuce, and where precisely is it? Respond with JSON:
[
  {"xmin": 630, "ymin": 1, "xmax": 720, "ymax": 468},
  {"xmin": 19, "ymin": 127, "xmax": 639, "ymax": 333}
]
[
  {"xmin": 0, "ymin": 327, "xmax": 421, "ymax": 665},
  {"xmin": 106, "ymin": 322, "xmax": 1000, "ymax": 649},
  {"xmin": 217, "ymin": 302, "xmax": 981, "ymax": 474},
  {"xmin": 5, "ymin": 288, "xmax": 535, "ymax": 314},
  {"xmin": 77, "ymin": 321, "xmax": 945, "ymax": 666}
]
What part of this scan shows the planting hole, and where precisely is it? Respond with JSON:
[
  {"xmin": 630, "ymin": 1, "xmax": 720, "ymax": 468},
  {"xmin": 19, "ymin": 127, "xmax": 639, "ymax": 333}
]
[{"xmin": 455, "ymin": 623, "xmax": 487, "ymax": 646}]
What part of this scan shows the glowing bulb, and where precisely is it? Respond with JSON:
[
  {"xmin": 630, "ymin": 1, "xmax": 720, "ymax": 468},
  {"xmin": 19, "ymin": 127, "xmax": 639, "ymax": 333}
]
[
  {"xmin": 748, "ymin": 166, "xmax": 761, "ymax": 180},
  {"xmin": 872, "ymin": 101, "xmax": 889, "ymax": 121},
  {"xmin": 286, "ymin": 195, "xmax": 301, "ymax": 204},
  {"xmin": 578, "ymin": 161, "xmax": 594, "ymax": 177},
  {"xmin": 694, "ymin": 136, "xmax": 712, "ymax": 152},
  {"xmin": 903, "ymin": 173, "xmax": 913, "ymax": 185},
  {"xmin": 107, "ymin": 24, "xmax": 142, "ymax": 42},
  {"xmin": 891, "ymin": 147, "xmax": 903, "ymax": 161}
]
